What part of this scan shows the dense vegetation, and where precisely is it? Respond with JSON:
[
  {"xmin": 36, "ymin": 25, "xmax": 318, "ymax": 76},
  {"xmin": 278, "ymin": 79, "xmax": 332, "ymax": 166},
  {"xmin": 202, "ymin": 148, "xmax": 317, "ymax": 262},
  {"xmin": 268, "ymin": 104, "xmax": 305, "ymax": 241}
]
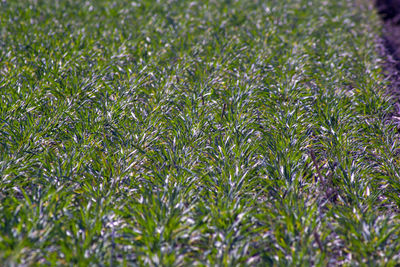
[{"xmin": 1, "ymin": 0, "xmax": 400, "ymax": 265}]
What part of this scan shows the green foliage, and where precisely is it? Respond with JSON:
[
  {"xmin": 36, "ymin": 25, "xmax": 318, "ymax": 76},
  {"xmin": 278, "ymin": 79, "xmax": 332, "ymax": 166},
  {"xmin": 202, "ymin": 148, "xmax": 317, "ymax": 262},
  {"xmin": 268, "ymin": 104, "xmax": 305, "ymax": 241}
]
[{"xmin": 1, "ymin": 0, "xmax": 399, "ymax": 265}]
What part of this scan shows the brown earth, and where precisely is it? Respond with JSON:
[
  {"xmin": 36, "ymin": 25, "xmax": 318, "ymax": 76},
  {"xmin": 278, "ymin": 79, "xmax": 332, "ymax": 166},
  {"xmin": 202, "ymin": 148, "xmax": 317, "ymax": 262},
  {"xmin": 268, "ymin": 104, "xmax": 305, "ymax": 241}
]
[
  {"xmin": 375, "ymin": 0, "xmax": 400, "ymax": 121},
  {"xmin": 376, "ymin": 0, "xmax": 400, "ymax": 64}
]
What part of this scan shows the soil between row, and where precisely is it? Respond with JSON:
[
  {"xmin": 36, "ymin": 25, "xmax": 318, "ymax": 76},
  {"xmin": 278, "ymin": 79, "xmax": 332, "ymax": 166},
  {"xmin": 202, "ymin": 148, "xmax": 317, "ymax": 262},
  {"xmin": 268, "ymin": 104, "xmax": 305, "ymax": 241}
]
[{"xmin": 375, "ymin": 0, "xmax": 400, "ymax": 121}]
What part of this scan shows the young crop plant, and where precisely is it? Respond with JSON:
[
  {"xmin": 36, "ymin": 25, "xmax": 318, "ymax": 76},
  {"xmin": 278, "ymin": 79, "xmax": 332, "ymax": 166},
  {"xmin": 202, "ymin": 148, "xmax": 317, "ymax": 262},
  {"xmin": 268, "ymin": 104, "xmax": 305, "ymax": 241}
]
[{"xmin": 1, "ymin": 0, "xmax": 400, "ymax": 265}]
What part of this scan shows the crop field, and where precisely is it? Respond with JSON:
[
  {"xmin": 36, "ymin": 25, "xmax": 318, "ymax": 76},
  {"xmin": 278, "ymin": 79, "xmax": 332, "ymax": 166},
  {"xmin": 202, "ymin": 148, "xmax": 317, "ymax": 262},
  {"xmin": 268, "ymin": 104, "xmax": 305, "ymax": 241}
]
[{"xmin": 1, "ymin": 0, "xmax": 400, "ymax": 265}]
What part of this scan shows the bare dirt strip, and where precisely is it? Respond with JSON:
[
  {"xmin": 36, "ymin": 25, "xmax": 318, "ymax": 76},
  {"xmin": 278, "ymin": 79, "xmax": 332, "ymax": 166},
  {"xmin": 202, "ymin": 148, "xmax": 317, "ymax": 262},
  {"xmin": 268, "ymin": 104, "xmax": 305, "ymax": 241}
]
[{"xmin": 375, "ymin": 0, "xmax": 400, "ymax": 124}]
